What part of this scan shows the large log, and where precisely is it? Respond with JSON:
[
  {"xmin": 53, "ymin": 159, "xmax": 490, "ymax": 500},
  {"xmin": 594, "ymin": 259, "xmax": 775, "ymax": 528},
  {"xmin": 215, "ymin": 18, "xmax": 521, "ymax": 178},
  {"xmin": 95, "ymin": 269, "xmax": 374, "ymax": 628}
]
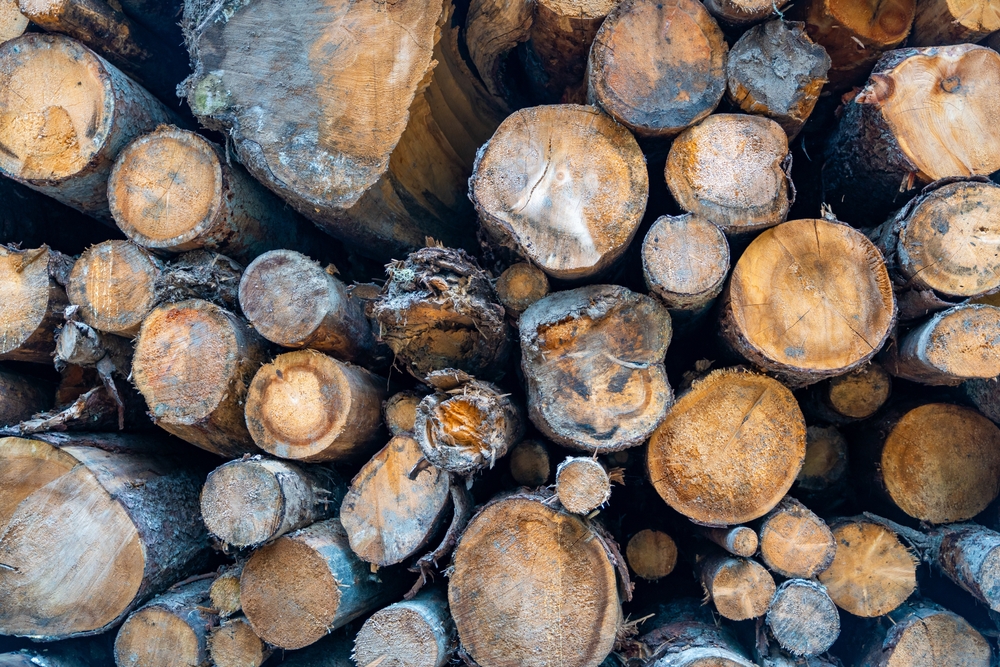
[
  {"xmin": 520, "ymin": 284, "xmax": 673, "ymax": 452},
  {"xmin": 354, "ymin": 589, "xmax": 455, "ymax": 667},
  {"xmin": 0, "ymin": 245, "xmax": 70, "ymax": 364},
  {"xmin": 0, "ymin": 432, "xmax": 211, "ymax": 640},
  {"xmin": 0, "ymin": 34, "xmax": 176, "ymax": 220},
  {"xmin": 824, "ymin": 45, "xmax": 1000, "ymax": 225},
  {"xmin": 647, "ymin": 368, "xmax": 805, "ymax": 525},
  {"xmin": 857, "ymin": 600, "xmax": 991, "ymax": 666},
  {"xmin": 470, "ymin": 104, "xmax": 647, "ymax": 280},
  {"xmin": 720, "ymin": 219, "xmax": 895, "ymax": 387}
]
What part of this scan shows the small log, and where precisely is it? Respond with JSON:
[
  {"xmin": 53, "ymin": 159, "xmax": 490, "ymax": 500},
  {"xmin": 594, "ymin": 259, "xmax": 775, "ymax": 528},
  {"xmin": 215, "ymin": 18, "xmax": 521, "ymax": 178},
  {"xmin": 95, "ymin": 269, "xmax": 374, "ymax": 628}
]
[
  {"xmin": 0, "ymin": 368, "xmax": 54, "ymax": 425},
  {"xmin": 340, "ymin": 434, "xmax": 452, "ymax": 566},
  {"xmin": 647, "ymin": 368, "xmax": 806, "ymax": 525},
  {"xmin": 626, "ymin": 529, "xmax": 678, "ymax": 581},
  {"xmin": 201, "ymin": 457, "xmax": 344, "ymax": 550},
  {"xmin": 587, "ymin": 0, "xmax": 728, "ymax": 139},
  {"xmin": 114, "ymin": 578, "xmax": 218, "ymax": 667},
  {"xmin": 857, "ymin": 600, "xmax": 991, "ymax": 666},
  {"xmin": 720, "ymin": 219, "xmax": 896, "ymax": 387},
  {"xmin": 704, "ymin": 0, "xmax": 790, "ymax": 26},
  {"xmin": 0, "ymin": 33, "xmax": 175, "ymax": 220},
  {"xmin": 666, "ymin": 115, "xmax": 790, "ymax": 238},
  {"xmin": 210, "ymin": 563, "xmax": 243, "ymax": 618},
  {"xmin": 758, "ymin": 497, "xmax": 837, "ymax": 579},
  {"xmin": 638, "ymin": 599, "xmax": 755, "ymax": 667},
  {"xmin": 520, "ymin": 284, "xmax": 673, "ymax": 452},
  {"xmin": 369, "ymin": 247, "xmax": 511, "ymax": 381},
  {"xmin": 726, "ymin": 21, "xmax": 831, "ymax": 139},
  {"xmin": 67, "ymin": 240, "xmax": 161, "ymax": 337},
  {"xmin": 556, "ymin": 456, "xmax": 611, "ymax": 514},
  {"xmin": 449, "ymin": 492, "xmax": 622, "ymax": 667},
  {"xmin": 766, "ymin": 579, "xmax": 840, "ymax": 657},
  {"xmin": 0, "ymin": 432, "xmax": 211, "ymax": 639},
  {"xmin": 470, "ymin": 104, "xmax": 648, "ymax": 280},
  {"xmin": 810, "ymin": 363, "xmax": 892, "ymax": 423},
  {"xmin": 817, "ymin": 518, "xmax": 917, "ymax": 617},
  {"xmin": 0, "ymin": 245, "xmax": 70, "ymax": 364},
  {"xmin": 508, "ymin": 439, "xmax": 551, "ymax": 486},
  {"xmin": 495, "ymin": 263, "xmax": 549, "ymax": 318},
  {"xmin": 824, "ymin": 45, "xmax": 1000, "ymax": 224},
  {"xmin": 698, "ymin": 553, "xmax": 776, "ymax": 621},
  {"xmin": 17, "ymin": 0, "xmax": 188, "ymax": 103},
  {"xmin": 911, "ymin": 0, "xmax": 1000, "ymax": 45},
  {"xmin": 240, "ymin": 518, "xmax": 401, "ymax": 650},
  {"xmin": 132, "ymin": 299, "xmax": 268, "ymax": 457},
  {"xmin": 700, "ymin": 525, "xmax": 759, "ymax": 558},
  {"xmin": 110, "ymin": 128, "xmax": 328, "ymax": 264},
  {"xmin": 244, "ymin": 350, "xmax": 386, "ymax": 462},
  {"xmin": 384, "ymin": 390, "xmax": 424, "ymax": 436},
  {"xmin": 208, "ymin": 617, "xmax": 271, "ymax": 667},
  {"xmin": 791, "ymin": 0, "xmax": 914, "ymax": 90},
  {"xmin": 354, "ymin": 588, "xmax": 455, "ymax": 667},
  {"xmin": 1, "ymin": 0, "xmax": 28, "ymax": 43},
  {"xmin": 238, "ymin": 249, "xmax": 378, "ymax": 364}
]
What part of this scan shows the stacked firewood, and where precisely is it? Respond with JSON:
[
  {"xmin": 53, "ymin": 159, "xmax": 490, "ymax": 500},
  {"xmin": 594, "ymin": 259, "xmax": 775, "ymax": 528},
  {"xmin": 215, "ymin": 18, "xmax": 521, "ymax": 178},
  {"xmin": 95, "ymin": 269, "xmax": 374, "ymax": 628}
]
[{"xmin": 3, "ymin": 0, "xmax": 1000, "ymax": 665}]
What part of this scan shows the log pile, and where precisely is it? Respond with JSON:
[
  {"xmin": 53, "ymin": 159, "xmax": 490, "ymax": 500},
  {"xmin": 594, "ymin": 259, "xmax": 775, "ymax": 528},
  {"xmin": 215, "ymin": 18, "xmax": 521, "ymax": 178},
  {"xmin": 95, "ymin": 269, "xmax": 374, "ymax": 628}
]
[{"xmin": 4, "ymin": 1, "xmax": 1000, "ymax": 665}]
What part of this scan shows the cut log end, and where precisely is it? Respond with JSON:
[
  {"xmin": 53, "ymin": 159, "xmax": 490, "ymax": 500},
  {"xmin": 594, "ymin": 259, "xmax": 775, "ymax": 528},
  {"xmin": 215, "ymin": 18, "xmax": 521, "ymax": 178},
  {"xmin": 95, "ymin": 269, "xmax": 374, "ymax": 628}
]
[
  {"xmin": 495, "ymin": 263, "xmax": 550, "ymax": 316},
  {"xmin": 700, "ymin": 555, "xmax": 776, "ymax": 621},
  {"xmin": 384, "ymin": 390, "xmax": 423, "ymax": 436},
  {"xmin": 759, "ymin": 498, "xmax": 836, "ymax": 579},
  {"xmin": 0, "ymin": 1, "xmax": 28, "ymax": 42},
  {"xmin": 508, "ymin": 439, "xmax": 551, "ymax": 487},
  {"xmin": 354, "ymin": 591, "xmax": 454, "ymax": 667},
  {"xmin": 67, "ymin": 240, "xmax": 160, "ymax": 337},
  {"xmin": 862, "ymin": 602, "xmax": 992, "ymax": 666},
  {"xmin": 210, "ymin": 569, "xmax": 243, "ymax": 618},
  {"xmin": 912, "ymin": 0, "xmax": 1000, "ymax": 44},
  {"xmin": 115, "ymin": 606, "xmax": 206, "ymax": 667},
  {"xmin": 826, "ymin": 363, "xmax": 891, "ymax": 420},
  {"xmin": 642, "ymin": 214, "xmax": 730, "ymax": 311},
  {"xmin": 556, "ymin": 457, "xmax": 611, "ymax": 514},
  {"xmin": 626, "ymin": 529, "xmax": 678, "ymax": 581},
  {"xmin": 0, "ymin": 245, "xmax": 67, "ymax": 364},
  {"xmin": 703, "ymin": 525, "xmax": 760, "ymax": 558},
  {"xmin": 766, "ymin": 579, "xmax": 840, "ymax": 657},
  {"xmin": 208, "ymin": 618, "xmax": 269, "ymax": 667}
]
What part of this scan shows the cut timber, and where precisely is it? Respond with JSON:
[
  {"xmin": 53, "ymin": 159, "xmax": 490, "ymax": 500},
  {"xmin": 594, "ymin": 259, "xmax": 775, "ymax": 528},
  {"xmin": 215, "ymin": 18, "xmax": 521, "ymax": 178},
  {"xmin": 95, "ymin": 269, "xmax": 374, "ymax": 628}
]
[
  {"xmin": 449, "ymin": 493, "xmax": 622, "ymax": 667},
  {"xmin": 340, "ymin": 435, "xmax": 452, "ymax": 566},
  {"xmin": 795, "ymin": 426, "xmax": 849, "ymax": 500},
  {"xmin": 0, "ymin": 368, "xmax": 53, "ymax": 425},
  {"xmin": 240, "ymin": 518, "xmax": 400, "ymax": 650},
  {"xmin": 766, "ymin": 579, "xmax": 840, "ymax": 657},
  {"xmin": 133, "ymin": 300, "xmax": 268, "ymax": 457},
  {"xmin": 114, "ymin": 578, "xmax": 218, "ymax": 667},
  {"xmin": 110, "ymin": 128, "xmax": 326, "ymax": 264},
  {"xmin": 520, "ymin": 284, "xmax": 673, "ymax": 452},
  {"xmin": 470, "ymin": 104, "xmax": 648, "ymax": 280},
  {"xmin": 819, "ymin": 363, "xmax": 892, "ymax": 421},
  {"xmin": 588, "ymin": 0, "xmax": 727, "ymax": 139},
  {"xmin": 1, "ymin": 1, "xmax": 28, "ymax": 43},
  {"xmin": 666, "ymin": 115, "xmax": 790, "ymax": 236},
  {"xmin": 208, "ymin": 617, "xmax": 270, "ymax": 667},
  {"xmin": 759, "ymin": 497, "xmax": 836, "ymax": 578},
  {"xmin": 495, "ymin": 263, "xmax": 549, "ymax": 317},
  {"xmin": 701, "ymin": 525, "xmax": 759, "ymax": 558},
  {"xmin": 0, "ymin": 433, "xmax": 210, "ymax": 639},
  {"xmin": 721, "ymin": 219, "xmax": 895, "ymax": 387},
  {"xmin": 508, "ymin": 439, "xmax": 551, "ymax": 486},
  {"xmin": 244, "ymin": 350, "xmax": 386, "ymax": 462},
  {"xmin": 201, "ymin": 458, "xmax": 344, "ymax": 549},
  {"xmin": 639, "ymin": 599, "xmax": 755, "ymax": 667},
  {"xmin": 857, "ymin": 600, "xmax": 991, "ymax": 666},
  {"xmin": 0, "ymin": 34, "xmax": 175, "ymax": 220},
  {"xmin": 385, "ymin": 390, "xmax": 424, "ymax": 436},
  {"xmin": 17, "ymin": 0, "xmax": 188, "ymax": 103},
  {"xmin": 642, "ymin": 214, "xmax": 730, "ymax": 315},
  {"xmin": 67, "ymin": 241, "xmax": 161, "ymax": 337},
  {"xmin": 824, "ymin": 46, "xmax": 1000, "ymax": 224},
  {"xmin": 210, "ymin": 564, "xmax": 243, "ymax": 618},
  {"xmin": 369, "ymin": 247, "xmax": 510, "ymax": 381},
  {"xmin": 0, "ymin": 245, "xmax": 69, "ymax": 364},
  {"xmin": 647, "ymin": 368, "xmax": 806, "ymax": 525},
  {"xmin": 791, "ymin": 0, "xmax": 914, "ymax": 89},
  {"xmin": 181, "ymin": 0, "xmax": 499, "ymax": 259},
  {"xmin": 882, "ymin": 304, "xmax": 1000, "ymax": 385},
  {"xmin": 238, "ymin": 250, "xmax": 378, "ymax": 364},
  {"xmin": 726, "ymin": 21, "xmax": 831, "ymax": 139},
  {"xmin": 704, "ymin": 0, "xmax": 789, "ymax": 25},
  {"xmin": 698, "ymin": 554, "xmax": 776, "ymax": 621},
  {"xmin": 817, "ymin": 519, "xmax": 916, "ymax": 617},
  {"xmin": 911, "ymin": 0, "xmax": 1000, "ymax": 44},
  {"xmin": 354, "ymin": 589, "xmax": 455, "ymax": 667},
  {"xmin": 626, "ymin": 529, "xmax": 678, "ymax": 580},
  {"xmin": 556, "ymin": 456, "xmax": 611, "ymax": 514}
]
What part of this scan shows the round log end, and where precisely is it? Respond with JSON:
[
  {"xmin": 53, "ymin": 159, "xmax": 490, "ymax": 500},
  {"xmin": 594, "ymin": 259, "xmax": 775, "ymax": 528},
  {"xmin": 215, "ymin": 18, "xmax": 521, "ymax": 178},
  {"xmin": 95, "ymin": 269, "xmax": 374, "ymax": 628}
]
[
  {"xmin": 760, "ymin": 500, "xmax": 836, "ymax": 579},
  {"xmin": 115, "ymin": 607, "xmax": 203, "ymax": 667},
  {"xmin": 508, "ymin": 439, "xmax": 551, "ymax": 486},
  {"xmin": 210, "ymin": 571, "xmax": 242, "ymax": 618},
  {"xmin": 201, "ymin": 460, "xmax": 291, "ymax": 549},
  {"xmin": 766, "ymin": 579, "xmax": 840, "ymax": 657},
  {"xmin": 67, "ymin": 240, "xmax": 160, "ymax": 337},
  {"xmin": 0, "ymin": 245, "xmax": 60, "ymax": 362},
  {"xmin": 642, "ymin": 214, "xmax": 730, "ymax": 310},
  {"xmin": 702, "ymin": 556, "xmax": 776, "ymax": 621},
  {"xmin": 556, "ymin": 457, "xmax": 611, "ymax": 514},
  {"xmin": 208, "ymin": 618, "xmax": 268, "ymax": 667},
  {"xmin": 384, "ymin": 390, "xmax": 422, "ymax": 436},
  {"xmin": 0, "ymin": 1, "xmax": 28, "ymax": 42},
  {"xmin": 496, "ymin": 263, "xmax": 550, "ymax": 315},
  {"xmin": 826, "ymin": 363, "xmax": 891, "ymax": 419},
  {"xmin": 626, "ymin": 529, "xmax": 678, "ymax": 580},
  {"xmin": 354, "ymin": 599, "xmax": 452, "ymax": 667}
]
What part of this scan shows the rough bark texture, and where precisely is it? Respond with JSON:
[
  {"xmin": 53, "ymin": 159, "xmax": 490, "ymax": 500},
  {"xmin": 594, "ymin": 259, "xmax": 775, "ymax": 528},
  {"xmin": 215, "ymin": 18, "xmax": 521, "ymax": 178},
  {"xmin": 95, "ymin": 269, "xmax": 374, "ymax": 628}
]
[
  {"xmin": 354, "ymin": 588, "xmax": 455, "ymax": 667},
  {"xmin": 698, "ymin": 553, "xmax": 776, "ymax": 621},
  {"xmin": 0, "ymin": 245, "xmax": 70, "ymax": 364},
  {"xmin": 638, "ymin": 599, "xmax": 756, "ymax": 667},
  {"xmin": 857, "ymin": 600, "xmax": 991, "ymax": 666},
  {"xmin": 766, "ymin": 579, "xmax": 840, "ymax": 657},
  {"xmin": 758, "ymin": 497, "xmax": 837, "ymax": 579}
]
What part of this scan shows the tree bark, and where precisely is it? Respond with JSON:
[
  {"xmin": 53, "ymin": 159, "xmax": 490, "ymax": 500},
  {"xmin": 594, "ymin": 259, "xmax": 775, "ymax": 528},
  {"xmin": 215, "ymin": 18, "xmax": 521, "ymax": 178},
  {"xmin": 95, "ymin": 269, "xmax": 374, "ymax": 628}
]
[
  {"xmin": 0, "ymin": 367, "xmax": 54, "ymax": 425},
  {"xmin": 587, "ymin": 0, "xmax": 728, "ymax": 139},
  {"xmin": 244, "ymin": 349, "xmax": 386, "ymax": 462},
  {"xmin": 201, "ymin": 457, "xmax": 344, "ymax": 550},
  {"xmin": 0, "ymin": 245, "xmax": 70, "ymax": 364},
  {"xmin": 354, "ymin": 588, "xmax": 455, "ymax": 667},
  {"xmin": 765, "ymin": 579, "xmax": 840, "ymax": 657},
  {"xmin": 823, "ymin": 46, "xmax": 1000, "ymax": 225},
  {"xmin": 240, "ymin": 518, "xmax": 402, "ymax": 650},
  {"xmin": 626, "ymin": 529, "xmax": 678, "ymax": 581},
  {"xmin": 0, "ymin": 34, "xmax": 177, "ymax": 221},
  {"xmin": 857, "ymin": 600, "xmax": 991, "ymax": 666},
  {"xmin": 0, "ymin": 432, "xmax": 211, "ymax": 640},
  {"xmin": 698, "ymin": 553, "xmax": 776, "ymax": 621},
  {"xmin": 726, "ymin": 21, "xmax": 830, "ymax": 139},
  {"xmin": 647, "ymin": 368, "xmax": 806, "ymax": 526},
  {"xmin": 556, "ymin": 456, "xmax": 611, "ymax": 514},
  {"xmin": 699, "ymin": 525, "xmax": 759, "ymax": 558},
  {"xmin": 911, "ymin": 0, "xmax": 1000, "ymax": 45},
  {"xmin": 114, "ymin": 577, "xmax": 218, "ymax": 667},
  {"xmin": 720, "ymin": 219, "xmax": 896, "ymax": 387},
  {"xmin": 758, "ymin": 497, "xmax": 836, "ymax": 579},
  {"xmin": 132, "ymin": 299, "xmax": 269, "ymax": 457},
  {"xmin": 637, "ymin": 598, "xmax": 755, "ymax": 667},
  {"xmin": 208, "ymin": 616, "xmax": 271, "ymax": 667},
  {"xmin": 520, "ymin": 284, "xmax": 673, "ymax": 453},
  {"xmin": 470, "ymin": 104, "xmax": 648, "ymax": 280}
]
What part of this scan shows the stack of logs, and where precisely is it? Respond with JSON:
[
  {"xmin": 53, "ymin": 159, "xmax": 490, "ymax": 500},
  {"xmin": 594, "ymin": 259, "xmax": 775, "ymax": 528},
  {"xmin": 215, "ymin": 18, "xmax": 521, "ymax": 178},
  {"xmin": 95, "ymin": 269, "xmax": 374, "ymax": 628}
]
[{"xmin": 3, "ymin": 0, "xmax": 1000, "ymax": 664}]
